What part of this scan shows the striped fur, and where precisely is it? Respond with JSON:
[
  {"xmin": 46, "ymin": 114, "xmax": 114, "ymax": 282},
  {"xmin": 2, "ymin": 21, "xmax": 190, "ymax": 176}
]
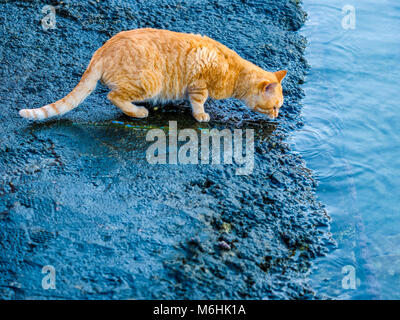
[{"xmin": 19, "ymin": 28, "xmax": 287, "ymax": 122}]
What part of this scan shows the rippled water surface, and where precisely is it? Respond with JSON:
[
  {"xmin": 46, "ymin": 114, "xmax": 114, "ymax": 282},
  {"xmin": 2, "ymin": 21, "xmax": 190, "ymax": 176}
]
[{"xmin": 294, "ymin": 0, "xmax": 400, "ymax": 299}]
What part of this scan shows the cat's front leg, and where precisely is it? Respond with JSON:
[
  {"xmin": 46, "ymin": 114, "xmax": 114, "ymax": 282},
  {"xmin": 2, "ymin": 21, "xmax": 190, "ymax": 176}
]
[{"xmin": 188, "ymin": 85, "xmax": 210, "ymax": 122}]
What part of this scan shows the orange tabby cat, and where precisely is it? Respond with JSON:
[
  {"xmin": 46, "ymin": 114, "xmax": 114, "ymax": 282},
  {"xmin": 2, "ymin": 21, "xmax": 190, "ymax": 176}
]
[{"xmin": 19, "ymin": 28, "xmax": 287, "ymax": 122}]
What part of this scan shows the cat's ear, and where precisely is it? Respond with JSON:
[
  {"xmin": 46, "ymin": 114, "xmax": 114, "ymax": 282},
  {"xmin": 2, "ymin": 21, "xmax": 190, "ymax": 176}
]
[
  {"xmin": 260, "ymin": 82, "xmax": 278, "ymax": 94},
  {"xmin": 274, "ymin": 70, "xmax": 287, "ymax": 82}
]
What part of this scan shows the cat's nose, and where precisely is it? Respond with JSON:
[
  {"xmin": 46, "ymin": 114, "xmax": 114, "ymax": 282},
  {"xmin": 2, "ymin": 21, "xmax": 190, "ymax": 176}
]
[{"xmin": 268, "ymin": 113, "xmax": 276, "ymax": 120}]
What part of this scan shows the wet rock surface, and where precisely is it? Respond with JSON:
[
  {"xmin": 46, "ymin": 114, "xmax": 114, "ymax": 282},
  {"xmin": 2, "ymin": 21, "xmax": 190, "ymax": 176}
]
[{"xmin": 0, "ymin": 0, "xmax": 333, "ymax": 299}]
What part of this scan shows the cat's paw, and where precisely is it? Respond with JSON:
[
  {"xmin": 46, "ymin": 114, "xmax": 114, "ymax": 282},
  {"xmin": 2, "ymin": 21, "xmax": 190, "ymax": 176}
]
[
  {"xmin": 131, "ymin": 107, "xmax": 149, "ymax": 118},
  {"xmin": 123, "ymin": 106, "xmax": 149, "ymax": 118},
  {"xmin": 193, "ymin": 112, "xmax": 210, "ymax": 122}
]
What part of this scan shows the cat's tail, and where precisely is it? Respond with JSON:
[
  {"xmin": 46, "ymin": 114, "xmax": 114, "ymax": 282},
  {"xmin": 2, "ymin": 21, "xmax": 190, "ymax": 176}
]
[{"xmin": 19, "ymin": 54, "xmax": 103, "ymax": 120}]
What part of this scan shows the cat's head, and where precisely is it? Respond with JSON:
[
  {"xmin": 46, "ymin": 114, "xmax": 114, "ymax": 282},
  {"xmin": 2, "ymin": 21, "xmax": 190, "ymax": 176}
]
[{"xmin": 245, "ymin": 70, "xmax": 287, "ymax": 119}]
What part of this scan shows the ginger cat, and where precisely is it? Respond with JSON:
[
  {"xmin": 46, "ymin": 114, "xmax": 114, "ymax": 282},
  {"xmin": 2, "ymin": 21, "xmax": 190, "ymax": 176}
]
[{"xmin": 19, "ymin": 28, "xmax": 287, "ymax": 122}]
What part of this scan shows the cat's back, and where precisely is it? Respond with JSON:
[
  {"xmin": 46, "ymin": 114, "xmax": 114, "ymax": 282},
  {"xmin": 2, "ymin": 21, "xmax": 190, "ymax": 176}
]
[
  {"xmin": 99, "ymin": 29, "xmax": 241, "ymax": 101},
  {"xmin": 107, "ymin": 28, "xmax": 234, "ymax": 57}
]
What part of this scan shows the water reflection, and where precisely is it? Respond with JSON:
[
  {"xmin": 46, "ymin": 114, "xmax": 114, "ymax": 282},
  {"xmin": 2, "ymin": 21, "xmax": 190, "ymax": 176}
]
[{"xmin": 296, "ymin": 0, "xmax": 400, "ymax": 299}]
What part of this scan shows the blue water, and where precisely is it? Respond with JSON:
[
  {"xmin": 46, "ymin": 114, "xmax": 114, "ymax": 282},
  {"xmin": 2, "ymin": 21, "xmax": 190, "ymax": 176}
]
[{"xmin": 293, "ymin": 0, "xmax": 400, "ymax": 299}]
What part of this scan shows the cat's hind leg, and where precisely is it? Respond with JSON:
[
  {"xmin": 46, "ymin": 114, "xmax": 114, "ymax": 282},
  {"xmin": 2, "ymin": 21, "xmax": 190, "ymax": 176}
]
[
  {"xmin": 188, "ymin": 84, "xmax": 210, "ymax": 122},
  {"xmin": 107, "ymin": 90, "xmax": 149, "ymax": 118}
]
